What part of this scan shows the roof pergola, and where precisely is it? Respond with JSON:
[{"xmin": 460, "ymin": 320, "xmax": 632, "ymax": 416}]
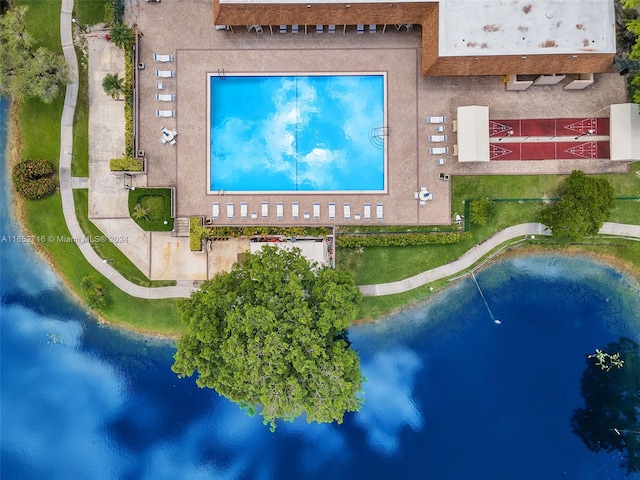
[
  {"xmin": 610, "ymin": 103, "xmax": 640, "ymax": 162},
  {"xmin": 456, "ymin": 106, "xmax": 490, "ymax": 162}
]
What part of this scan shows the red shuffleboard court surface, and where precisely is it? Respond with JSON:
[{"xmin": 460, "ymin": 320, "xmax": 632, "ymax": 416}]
[
  {"xmin": 490, "ymin": 141, "xmax": 610, "ymax": 161},
  {"xmin": 489, "ymin": 118, "xmax": 610, "ymax": 138}
]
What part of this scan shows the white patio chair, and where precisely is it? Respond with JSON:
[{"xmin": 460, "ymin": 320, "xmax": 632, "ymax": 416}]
[
  {"xmin": 328, "ymin": 24, "xmax": 336, "ymax": 34},
  {"xmin": 155, "ymin": 70, "xmax": 174, "ymax": 78},
  {"xmin": 156, "ymin": 110, "xmax": 175, "ymax": 117},
  {"xmin": 357, "ymin": 24, "xmax": 365, "ymax": 34},
  {"xmin": 364, "ymin": 203, "xmax": 371, "ymax": 221},
  {"xmin": 291, "ymin": 24, "xmax": 299, "ymax": 34},
  {"xmin": 316, "ymin": 24, "xmax": 323, "ymax": 34},
  {"xmin": 227, "ymin": 202, "xmax": 234, "ymax": 220},
  {"xmin": 344, "ymin": 203, "xmax": 351, "ymax": 221},
  {"xmin": 212, "ymin": 202, "xmax": 220, "ymax": 221},
  {"xmin": 313, "ymin": 202, "xmax": 320, "ymax": 220},
  {"xmin": 428, "ymin": 135, "xmax": 447, "ymax": 142},
  {"xmin": 369, "ymin": 24, "xmax": 376, "ymax": 33},
  {"xmin": 328, "ymin": 202, "xmax": 336, "ymax": 221},
  {"xmin": 277, "ymin": 202, "xmax": 284, "ymax": 220},
  {"xmin": 429, "ymin": 147, "xmax": 448, "ymax": 155},
  {"xmin": 376, "ymin": 203, "xmax": 383, "ymax": 221},
  {"xmin": 156, "ymin": 82, "xmax": 165, "ymax": 90},
  {"xmin": 279, "ymin": 25, "xmax": 287, "ymax": 33},
  {"xmin": 261, "ymin": 201, "xmax": 268, "ymax": 219},
  {"xmin": 153, "ymin": 54, "xmax": 173, "ymax": 62},
  {"xmin": 240, "ymin": 202, "xmax": 248, "ymax": 220},
  {"xmin": 292, "ymin": 201, "xmax": 299, "ymax": 219},
  {"xmin": 156, "ymin": 94, "xmax": 175, "ymax": 101},
  {"xmin": 427, "ymin": 115, "xmax": 446, "ymax": 124}
]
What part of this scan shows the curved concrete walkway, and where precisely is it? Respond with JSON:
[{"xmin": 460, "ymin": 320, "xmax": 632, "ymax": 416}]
[
  {"xmin": 58, "ymin": 0, "xmax": 193, "ymax": 299},
  {"xmin": 57, "ymin": 2, "xmax": 639, "ymax": 301}
]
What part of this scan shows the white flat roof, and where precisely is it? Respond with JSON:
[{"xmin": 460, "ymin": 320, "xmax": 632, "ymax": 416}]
[
  {"xmin": 439, "ymin": 0, "xmax": 615, "ymax": 57},
  {"xmin": 457, "ymin": 105, "xmax": 489, "ymax": 162},
  {"xmin": 610, "ymin": 103, "xmax": 640, "ymax": 162}
]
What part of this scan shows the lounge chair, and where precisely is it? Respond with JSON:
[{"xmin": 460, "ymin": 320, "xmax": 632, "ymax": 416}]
[
  {"xmin": 212, "ymin": 202, "xmax": 220, "ymax": 220},
  {"xmin": 369, "ymin": 24, "xmax": 376, "ymax": 33},
  {"xmin": 429, "ymin": 146, "xmax": 449, "ymax": 155},
  {"xmin": 277, "ymin": 202, "xmax": 284, "ymax": 220},
  {"xmin": 292, "ymin": 201, "xmax": 299, "ymax": 219},
  {"xmin": 344, "ymin": 203, "xmax": 351, "ymax": 221},
  {"xmin": 261, "ymin": 201, "xmax": 268, "ymax": 219},
  {"xmin": 313, "ymin": 202, "xmax": 320, "ymax": 220},
  {"xmin": 364, "ymin": 203, "xmax": 371, "ymax": 221},
  {"xmin": 316, "ymin": 24, "xmax": 323, "ymax": 34},
  {"xmin": 328, "ymin": 202, "xmax": 336, "ymax": 221},
  {"xmin": 227, "ymin": 202, "xmax": 234, "ymax": 220},
  {"xmin": 291, "ymin": 24, "xmax": 299, "ymax": 34},
  {"xmin": 156, "ymin": 82, "xmax": 165, "ymax": 90},
  {"xmin": 428, "ymin": 135, "xmax": 447, "ymax": 142},
  {"xmin": 155, "ymin": 70, "xmax": 174, "ymax": 78},
  {"xmin": 153, "ymin": 54, "xmax": 173, "ymax": 62},
  {"xmin": 240, "ymin": 202, "xmax": 248, "ymax": 220},
  {"xmin": 328, "ymin": 24, "xmax": 336, "ymax": 34},
  {"xmin": 357, "ymin": 24, "xmax": 365, "ymax": 34},
  {"xmin": 156, "ymin": 110, "xmax": 175, "ymax": 117},
  {"xmin": 279, "ymin": 25, "xmax": 287, "ymax": 33},
  {"xmin": 156, "ymin": 94, "xmax": 175, "ymax": 101},
  {"xmin": 376, "ymin": 203, "xmax": 383, "ymax": 221},
  {"xmin": 427, "ymin": 115, "xmax": 446, "ymax": 124}
]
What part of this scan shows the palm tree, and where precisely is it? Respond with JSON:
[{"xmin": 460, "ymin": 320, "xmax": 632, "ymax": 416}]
[
  {"xmin": 109, "ymin": 23, "xmax": 135, "ymax": 49},
  {"xmin": 102, "ymin": 73, "xmax": 124, "ymax": 100},
  {"xmin": 132, "ymin": 203, "xmax": 150, "ymax": 220}
]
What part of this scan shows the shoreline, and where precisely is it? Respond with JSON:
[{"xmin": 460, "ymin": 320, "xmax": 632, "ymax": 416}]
[{"xmin": 5, "ymin": 99, "xmax": 639, "ymax": 340}]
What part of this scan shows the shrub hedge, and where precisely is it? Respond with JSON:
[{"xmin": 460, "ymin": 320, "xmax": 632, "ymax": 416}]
[
  {"xmin": 110, "ymin": 157, "xmax": 143, "ymax": 171},
  {"xmin": 336, "ymin": 231, "xmax": 472, "ymax": 248},
  {"xmin": 124, "ymin": 48, "xmax": 134, "ymax": 158},
  {"xmin": 12, "ymin": 159, "xmax": 57, "ymax": 200},
  {"xmin": 189, "ymin": 219, "xmax": 332, "ymax": 251}
]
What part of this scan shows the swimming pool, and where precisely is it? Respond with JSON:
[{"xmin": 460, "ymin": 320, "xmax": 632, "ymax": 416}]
[{"xmin": 208, "ymin": 73, "xmax": 387, "ymax": 193}]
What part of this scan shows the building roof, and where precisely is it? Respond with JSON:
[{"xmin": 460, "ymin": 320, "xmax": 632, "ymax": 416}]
[
  {"xmin": 439, "ymin": 0, "xmax": 616, "ymax": 58},
  {"xmin": 456, "ymin": 106, "xmax": 490, "ymax": 162},
  {"xmin": 609, "ymin": 103, "xmax": 640, "ymax": 162}
]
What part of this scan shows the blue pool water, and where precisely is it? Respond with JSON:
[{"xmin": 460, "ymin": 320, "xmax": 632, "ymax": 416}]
[
  {"xmin": 209, "ymin": 74, "xmax": 385, "ymax": 192},
  {"xmin": 3, "ymin": 97, "xmax": 640, "ymax": 478}
]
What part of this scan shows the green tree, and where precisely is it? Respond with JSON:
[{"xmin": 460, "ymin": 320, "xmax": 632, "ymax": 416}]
[
  {"xmin": 132, "ymin": 203, "xmax": 150, "ymax": 220},
  {"xmin": 470, "ymin": 198, "xmax": 493, "ymax": 226},
  {"xmin": 109, "ymin": 23, "xmax": 135, "ymax": 49},
  {"xmin": 102, "ymin": 72, "xmax": 124, "ymax": 99},
  {"xmin": 540, "ymin": 170, "xmax": 616, "ymax": 241},
  {"xmin": 0, "ymin": 6, "xmax": 69, "ymax": 103},
  {"xmin": 172, "ymin": 246, "xmax": 364, "ymax": 431}
]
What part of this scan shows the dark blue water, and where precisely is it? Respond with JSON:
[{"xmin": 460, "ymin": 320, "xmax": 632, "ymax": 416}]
[{"xmin": 2, "ymin": 96, "xmax": 640, "ymax": 479}]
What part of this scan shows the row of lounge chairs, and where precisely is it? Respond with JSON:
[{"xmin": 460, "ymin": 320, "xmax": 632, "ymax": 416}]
[
  {"xmin": 211, "ymin": 202, "xmax": 384, "ymax": 221},
  {"xmin": 243, "ymin": 24, "xmax": 412, "ymax": 35}
]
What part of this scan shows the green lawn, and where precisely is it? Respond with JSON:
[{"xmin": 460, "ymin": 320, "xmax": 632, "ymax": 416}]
[
  {"xmin": 75, "ymin": 0, "xmax": 108, "ymax": 26},
  {"xmin": 17, "ymin": 0, "xmax": 62, "ymax": 53},
  {"xmin": 71, "ymin": 47, "xmax": 90, "ymax": 177},
  {"xmin": 128, "ymin": 188, "xmax": 174, "ymax": 231}
]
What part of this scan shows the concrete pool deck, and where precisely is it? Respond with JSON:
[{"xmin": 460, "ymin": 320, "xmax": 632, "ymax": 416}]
[{"xmin": 83, "ymin": 0, "xmax": 630, "ymax": 283}]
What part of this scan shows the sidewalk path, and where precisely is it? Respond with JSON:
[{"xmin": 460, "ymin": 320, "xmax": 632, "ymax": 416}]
[
  {"xmin": 58, "ymin": 0, "xmax": 194, "ymax": 299},
  {"xmin": 57, "ymin": 2, "xmax": 639, "ymax": 301},
  {"xmin": 358, "ymin": 221, "xmax": 640, "ymax": 297}
]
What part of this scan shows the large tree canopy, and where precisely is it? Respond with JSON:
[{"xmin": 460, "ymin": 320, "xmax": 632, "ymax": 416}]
[
  {"xmin": 172, "ymin": 245, "xmax": 364, "ymax": 430},
  {"xmin": 540, "ymin": 170, "xmax": 616, "ymax": 241},
  {"xmin": 0, "ymin": 6, "xmax": 69, "ymax": 103}
]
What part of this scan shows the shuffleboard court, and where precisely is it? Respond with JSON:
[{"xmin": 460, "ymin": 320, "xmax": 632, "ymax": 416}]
[
  {"xmin": 489, "ymin": 118, "xmax": 610, "ymax": 138},
  {"xmin": 490, "ymin": 141, "xmax": 610, "ymax": 160}
]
